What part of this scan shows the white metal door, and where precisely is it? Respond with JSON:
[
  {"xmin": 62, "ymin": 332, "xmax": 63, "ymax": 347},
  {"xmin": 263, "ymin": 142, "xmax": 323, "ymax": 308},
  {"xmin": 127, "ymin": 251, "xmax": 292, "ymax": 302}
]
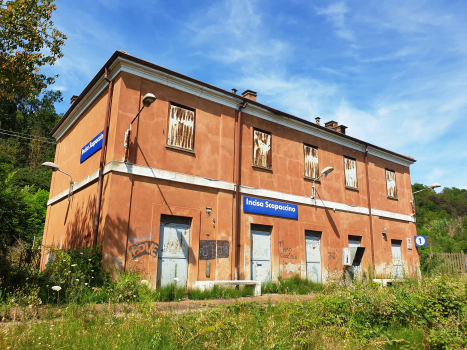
[
  {"xmin": 348, "ymin": 236, "xmax": 362, "ymax": 277},
  {"xmin": 391, "ymin": 240, "xmax": 403, "ymax": 279},
  {"xmin": 251, "ymin": 225, "xmax": 272, "ymax": 283},
  {"xmin": 157, "ymin": 216, "xmax": 191, "ymax": 287},
  {"xmin": 305, "ymin": 231, "xmax": 321, "ymax": 283}
]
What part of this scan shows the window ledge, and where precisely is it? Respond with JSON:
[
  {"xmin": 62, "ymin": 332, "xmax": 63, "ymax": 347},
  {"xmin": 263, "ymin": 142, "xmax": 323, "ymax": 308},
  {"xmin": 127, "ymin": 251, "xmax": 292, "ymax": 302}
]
[
  {"xmin": 387, "ymin": 196, "xmax": 398, "ymax": 201},
  {"xmin": 345, "ymin": 186, "xmax": 359, "ymax": 192},
  {"xmin": 304, "ymin": 177, "xmax": 321, "ymax": 183},
  {"xmin": 252, "ymin": 164, "xmax": 273, "ymax": 172},
  {"xmin": 165, "ymin": 144, "xmax": 195, "ymax": 154}
]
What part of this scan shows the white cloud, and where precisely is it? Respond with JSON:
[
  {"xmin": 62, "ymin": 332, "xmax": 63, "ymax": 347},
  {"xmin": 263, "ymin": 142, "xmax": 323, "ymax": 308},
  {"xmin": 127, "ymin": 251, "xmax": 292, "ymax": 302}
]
[{"xmin": 316, "ymin": 2, "xmax": 353, "ymax": 40}]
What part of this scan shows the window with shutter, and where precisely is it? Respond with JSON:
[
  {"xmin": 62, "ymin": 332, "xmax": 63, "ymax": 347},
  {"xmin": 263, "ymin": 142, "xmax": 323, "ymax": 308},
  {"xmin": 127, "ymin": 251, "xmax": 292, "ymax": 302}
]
[
  {"xmin": 166, "ymin": 103, "xmax": 195, "ymax": 151},
  {"xmin": 386, "ymin": 169, "xmax": 397, "ymax": 198},
  {"xmin": 253, "ymin": 129, "xmax": 272, "ymax": 169},
  {"xmin": 344, "ymin": 157, "xmax": 358, "ymax": 189},
  {"xmin": 304, "ymin": 144, "xmax": 319, "ymax": 179}
]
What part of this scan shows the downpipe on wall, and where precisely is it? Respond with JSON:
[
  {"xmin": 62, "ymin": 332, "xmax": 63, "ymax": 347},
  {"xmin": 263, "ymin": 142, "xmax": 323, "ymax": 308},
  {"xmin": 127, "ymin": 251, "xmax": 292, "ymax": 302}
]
[
  {"xmin": 234, "ymin": 101, "xmax": 247, "ymax": 280},
  {"xmin": 93, "ymin": 67, "xmax": 114, "ymax": 246},
  {"xmin": 364, "ymin": 145, "xmax": 376, "ymax": 272}
]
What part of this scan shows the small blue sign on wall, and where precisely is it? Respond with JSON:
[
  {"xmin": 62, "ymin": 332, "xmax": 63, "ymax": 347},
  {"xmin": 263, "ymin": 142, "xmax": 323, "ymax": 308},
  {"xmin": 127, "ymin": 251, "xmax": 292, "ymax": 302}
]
[
  {"xmin": 414, "ymin": 235, "xmax": 427, "ymax": 247},
  {"xmin": 243, "ymin": 196, "xmax": 298, "ymax": 219},
  {"xmin": 80, "ymin": 130, "xmax": 104, "ymax": 163}
]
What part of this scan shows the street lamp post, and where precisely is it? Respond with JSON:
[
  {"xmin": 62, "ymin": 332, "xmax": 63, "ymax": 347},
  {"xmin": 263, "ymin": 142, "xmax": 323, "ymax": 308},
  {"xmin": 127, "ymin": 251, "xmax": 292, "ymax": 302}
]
[
  {"xmin": 123, "ymin": 93, "xmax": 157, "ymax": 163},
  {"xmin": 41, "ymin": 162, "xmax": 75, "ymax": 201},
  {"xmin": 410, "ymin": 183, "xmax": 441, "ymax": 216},
  {"xmin": 311, "ymin": 166, "xmax": 334, "ymax": 201}
]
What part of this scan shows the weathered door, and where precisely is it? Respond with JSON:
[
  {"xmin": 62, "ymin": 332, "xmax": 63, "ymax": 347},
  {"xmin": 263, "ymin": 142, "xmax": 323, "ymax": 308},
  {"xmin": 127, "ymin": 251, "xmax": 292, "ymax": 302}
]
[
  {"xmin": 157, "ymin": 215, "xmax": 191, "ymax": 287},
  {"xmin": 391, "ymin": 240, "xmax": 403, "ymax": 279},
  {"xmin": 251, "ymin": 225, "xmax": 272, "ymax": 283},
  {"xmin": 348, "ymin": 236, "xmax": 362, "ymax": 277},
  {"xmin": 305, "ymin": 231, "xmax": 322, "ymax": 283}
]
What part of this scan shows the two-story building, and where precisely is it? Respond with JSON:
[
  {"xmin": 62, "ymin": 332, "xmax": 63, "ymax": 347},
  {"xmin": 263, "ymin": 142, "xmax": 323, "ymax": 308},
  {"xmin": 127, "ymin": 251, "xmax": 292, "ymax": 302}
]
[{"xmin": 42, "ymin": 50, "xmax": 419, "ymax": 287}]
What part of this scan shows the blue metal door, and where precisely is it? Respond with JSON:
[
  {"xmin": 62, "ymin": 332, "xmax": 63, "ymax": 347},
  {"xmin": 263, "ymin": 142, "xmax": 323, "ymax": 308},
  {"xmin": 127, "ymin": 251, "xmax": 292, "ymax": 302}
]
[
  {"xmin": 305, "ymin": 231, "xmax": 321, "ymax": 283},
  {"xmin": 251, "ymin": 225, "xmax": 272, "ymax": 283},
  {"xmin": 157, "ymin": 216, "xmax": 191, "ymax": 287}
]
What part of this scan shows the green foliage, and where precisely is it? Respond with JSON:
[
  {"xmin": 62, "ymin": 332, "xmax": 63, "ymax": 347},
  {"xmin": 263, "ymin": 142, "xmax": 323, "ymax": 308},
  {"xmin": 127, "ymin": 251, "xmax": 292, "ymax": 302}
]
[
  {"xmin": 0, "ymin": 0, "xmax": 67, "ymax": 101},
  {"xmin": 262, "ymin": 274, "xmax": 326, "ymax": 294},
  {"xmin": 0, "ymin": 91, "xmax": 62, "ymax": 248},
  {"xmin": 3, "ymin": 275, "xmax": 467, "ymax": 349},
  {"xmin": 0, "ymin": 171, "xmax": 48, "ymax": 249},
  {"xmin": 413, "ymin": 184, "xmax": 467, "ymax": 271}
]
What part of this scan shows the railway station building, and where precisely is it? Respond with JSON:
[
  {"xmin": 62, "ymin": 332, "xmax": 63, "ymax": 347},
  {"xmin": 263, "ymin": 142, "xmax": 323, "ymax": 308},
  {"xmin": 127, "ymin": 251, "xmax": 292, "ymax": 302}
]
[{"xmin": 42, "ymin": 51, "xmax": 420, "ymax": 287}]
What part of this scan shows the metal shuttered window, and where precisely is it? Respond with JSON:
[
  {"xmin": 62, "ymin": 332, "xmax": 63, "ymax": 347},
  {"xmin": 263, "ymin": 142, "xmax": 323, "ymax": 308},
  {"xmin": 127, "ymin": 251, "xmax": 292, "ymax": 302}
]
[
  {"xmin": 304, "ymin": 144, "xmax": 319, "ymax": 179},
  {"xmin": 386, "ymin": 169, "xmax": 397, "ymax": 198},
  {"xmin": 167, "ymin": 103, "xmax": 195, "ymax": 151},
  {"xmin": 344, "ymin": 156, "xmax": 358, "ymax": 189},
  {"xmin": 253, "ymin": 129, "xmax": 272, "ymax": 169}
]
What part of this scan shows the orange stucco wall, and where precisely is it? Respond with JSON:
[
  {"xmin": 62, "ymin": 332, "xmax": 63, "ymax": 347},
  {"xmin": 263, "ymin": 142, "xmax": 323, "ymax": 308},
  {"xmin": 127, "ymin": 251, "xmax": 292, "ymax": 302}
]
[{"xmin": 44, "ymin": 69, "xmax": 420, "ymax": 284}]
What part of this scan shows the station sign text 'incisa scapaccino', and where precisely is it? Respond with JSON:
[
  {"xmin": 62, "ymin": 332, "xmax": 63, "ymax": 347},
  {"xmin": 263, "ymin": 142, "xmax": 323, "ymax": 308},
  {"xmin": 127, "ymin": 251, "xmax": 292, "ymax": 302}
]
[
  {"xmin": 243, "ymin": 196, "xmax": 298, "ymax": 219},
  {"xmin": 80, "ymin": 130, "xmax": 104, "ymax": 163}
]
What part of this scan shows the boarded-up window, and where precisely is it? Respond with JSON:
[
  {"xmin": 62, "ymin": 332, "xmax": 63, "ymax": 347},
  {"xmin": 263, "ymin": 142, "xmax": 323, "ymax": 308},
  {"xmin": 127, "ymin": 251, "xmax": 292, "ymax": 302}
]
[
  {"xmin": 386, "ymin": 169, "xmax": 397, "ymax": 198},
  {"xmin": 344, "ymin": 157, "xmax": 358, "ymax": 189},
  {"xmin": 304, "ymin": 145, "xmax": 319, "ymax": 179},
  {"xmin": 253, "ymin": 129, "xmax": 272, "ymax": 169},
  {"xmin": 167, "ymin": 104, "xmax": 195, "ymax": 151}
]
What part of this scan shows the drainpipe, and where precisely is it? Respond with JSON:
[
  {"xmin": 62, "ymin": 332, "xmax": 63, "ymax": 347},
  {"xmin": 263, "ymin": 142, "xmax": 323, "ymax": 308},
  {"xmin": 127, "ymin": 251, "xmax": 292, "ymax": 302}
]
[
  {"xmin": 234, "ymin": 101, "xmax": 247, "ymax": 280},
  {"xmin": 364, "ymin": 146, "xmax": 376, "ymax": 272},
  {"xmin": 93, "ymin": 68, "xmax": 114, "ymax": 246}
]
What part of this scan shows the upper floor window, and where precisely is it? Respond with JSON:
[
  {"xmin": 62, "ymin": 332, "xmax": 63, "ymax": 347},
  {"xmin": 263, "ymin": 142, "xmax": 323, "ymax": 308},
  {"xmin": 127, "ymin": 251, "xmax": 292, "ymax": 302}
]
[
  {"xmin": 166, "ymin": 103, "xmax": 195, "ymax": 151},
  {"xmin": 304, "ymin": 144, "xmax": 319, "ymax": 179},
  {"xmin": 344, "ymin": 156, "xmax": 358, "ymax": 189},
  {"xmin": 253, "ymin": 129, "xmax": 272, "ymax": 169},
  {"xmin": 386, "ymin": 169, "xmax": 397, "ymax": 199}
]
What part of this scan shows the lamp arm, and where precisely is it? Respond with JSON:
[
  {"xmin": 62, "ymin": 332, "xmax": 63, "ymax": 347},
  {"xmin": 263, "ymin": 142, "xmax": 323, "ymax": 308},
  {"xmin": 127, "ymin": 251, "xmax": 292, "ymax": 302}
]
[
  {"xmin": 130, "ymin": 105, "xmax": 145, "ymax": 128},
  {"xmin": 58, "ymin": 170, "xmax": 74, "ymax": 201},
  {"xmin": 412, "ymin": 188, "xmax": 428, "ymax": 195}
]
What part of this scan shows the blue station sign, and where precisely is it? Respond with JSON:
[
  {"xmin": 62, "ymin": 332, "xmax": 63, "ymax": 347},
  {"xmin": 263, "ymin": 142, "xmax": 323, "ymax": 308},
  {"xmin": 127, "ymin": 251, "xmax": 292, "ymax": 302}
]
[
  {"xmin": 414, "ymin": 235, "xmax": 427, "ymax": 247},
  {"xmin": 243, "ymin": 196, "xmax": 298, "ymax": 219},
  {"xmin": 80, "ymin": 130, "xmax": 104, "ymax": 163}
]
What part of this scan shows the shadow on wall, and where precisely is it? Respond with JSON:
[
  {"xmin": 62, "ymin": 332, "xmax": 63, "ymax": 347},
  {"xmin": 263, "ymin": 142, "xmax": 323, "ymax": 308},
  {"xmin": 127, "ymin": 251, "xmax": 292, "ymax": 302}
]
[{"xmin": 60, "ymin": 178, "xmax": 132, "ymax": 273}]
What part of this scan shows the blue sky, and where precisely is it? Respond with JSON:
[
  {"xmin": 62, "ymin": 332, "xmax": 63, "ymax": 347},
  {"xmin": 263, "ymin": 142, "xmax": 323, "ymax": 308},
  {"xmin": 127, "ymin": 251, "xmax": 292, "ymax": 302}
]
[{"xmin": 44, "ymin": 0, "xmax": 467, "ymax": 190}]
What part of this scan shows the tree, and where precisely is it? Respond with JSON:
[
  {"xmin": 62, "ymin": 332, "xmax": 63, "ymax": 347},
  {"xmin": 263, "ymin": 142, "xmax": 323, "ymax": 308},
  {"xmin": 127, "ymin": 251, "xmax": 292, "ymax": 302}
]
[
  {"xmin": 0, "ymin": 90, "xmax": 62, "ymax": 190},
  {"xmin": 0, "ymin": 0, "xmax": 67, "ymax": 101}
]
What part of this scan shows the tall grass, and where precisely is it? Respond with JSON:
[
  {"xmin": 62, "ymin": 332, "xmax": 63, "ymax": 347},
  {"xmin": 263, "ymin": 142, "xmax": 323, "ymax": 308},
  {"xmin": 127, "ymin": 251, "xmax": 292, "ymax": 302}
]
[{"xmin": 3, "ymin": 275, "xmax": 466, "ymax": 349}]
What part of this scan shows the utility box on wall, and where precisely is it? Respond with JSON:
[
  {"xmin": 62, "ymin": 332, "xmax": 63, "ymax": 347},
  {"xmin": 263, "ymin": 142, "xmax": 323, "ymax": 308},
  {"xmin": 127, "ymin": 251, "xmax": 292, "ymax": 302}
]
[{"xmin": 342, "ymin": 247, "xmax": 366, "ymax": 266}]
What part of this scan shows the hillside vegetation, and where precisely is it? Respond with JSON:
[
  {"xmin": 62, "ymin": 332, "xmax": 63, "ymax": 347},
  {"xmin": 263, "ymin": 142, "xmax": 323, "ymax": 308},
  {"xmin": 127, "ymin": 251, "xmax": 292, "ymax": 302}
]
[
  {"xmin": 0, "ymin": 92, "xmax": 60, "ymax": 249},
  {"xmin": 412, "ymin": 184, "xmax": 467, "ymax": 269}
]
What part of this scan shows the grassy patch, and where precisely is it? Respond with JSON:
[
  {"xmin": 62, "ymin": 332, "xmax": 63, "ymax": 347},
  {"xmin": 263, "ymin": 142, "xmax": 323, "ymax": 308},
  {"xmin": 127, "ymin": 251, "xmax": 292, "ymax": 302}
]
[
  {"xmin": 262, "ymin": 274, "xmax": 327, "ymax": 295},
  {"xmin": 2, "ymin": 275, "xmax": 467, "ymax": 349}
]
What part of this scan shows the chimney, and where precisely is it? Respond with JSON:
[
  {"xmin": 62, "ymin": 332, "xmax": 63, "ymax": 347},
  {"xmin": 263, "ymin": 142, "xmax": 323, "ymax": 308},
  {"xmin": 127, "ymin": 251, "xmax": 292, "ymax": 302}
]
[
  {"xmin": 325, "ymin": 120, "xmax": 347, "ymax": 134},
  {"xmin": 325, "ymin": 120, "xmax": 338, "ymax": 129},
  {"xmin": 232, "ymin": 88, "xmax": 237, "ymax": 94},
  {"xmin": 242, "ymin": 89, "xmax": 257, "ymax": 102},
  {"xmin": 336, "ymin": 125, "xmax": 347, "ymax": 134},
  {"xmin": 315, "ymin": 117, "xmax": 321, "ymax": 126},
  {"xmin": 70, "ymin": 95, "xmax": 79, "ymax": 105}
]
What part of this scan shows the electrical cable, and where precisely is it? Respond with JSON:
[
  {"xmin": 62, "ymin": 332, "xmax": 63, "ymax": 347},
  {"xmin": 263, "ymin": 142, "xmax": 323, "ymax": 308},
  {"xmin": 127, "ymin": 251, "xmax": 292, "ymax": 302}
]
[
  {"xmin": 0, "ymin": 128, "xmax": 55, "ymax": 141},
  {"xmin": 0, "ymin": 131, "xmax": 56, "ymax": 144}
]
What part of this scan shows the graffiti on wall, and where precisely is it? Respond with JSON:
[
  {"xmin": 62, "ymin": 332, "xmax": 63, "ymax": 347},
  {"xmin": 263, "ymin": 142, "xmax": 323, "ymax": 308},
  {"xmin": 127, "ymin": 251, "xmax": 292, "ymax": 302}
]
[
  {"xmin": 200, "ymin": 240, "xmax": 216, "ymax": 260},
  {"xmin": 217, "ymin": 240, "xmax": 229, "ymax": 258},
  {"xmin": 278, "ymin": 241, "xmax": 298, "ymax": 260},
  {"xmin": 199, "ymin": 240, "xmax": 230, "ymax": 260},
  {"xmin": 129, "ymin": 241, "xmax": 159, "ymax": 261}
]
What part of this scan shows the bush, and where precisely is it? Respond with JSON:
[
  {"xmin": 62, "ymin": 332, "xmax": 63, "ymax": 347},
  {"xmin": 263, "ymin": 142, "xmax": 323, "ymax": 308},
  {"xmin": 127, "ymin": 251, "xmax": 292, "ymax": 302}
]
[{"xmin": 262, "ymin": 275, "xmax": 326, "ymax": 295}]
